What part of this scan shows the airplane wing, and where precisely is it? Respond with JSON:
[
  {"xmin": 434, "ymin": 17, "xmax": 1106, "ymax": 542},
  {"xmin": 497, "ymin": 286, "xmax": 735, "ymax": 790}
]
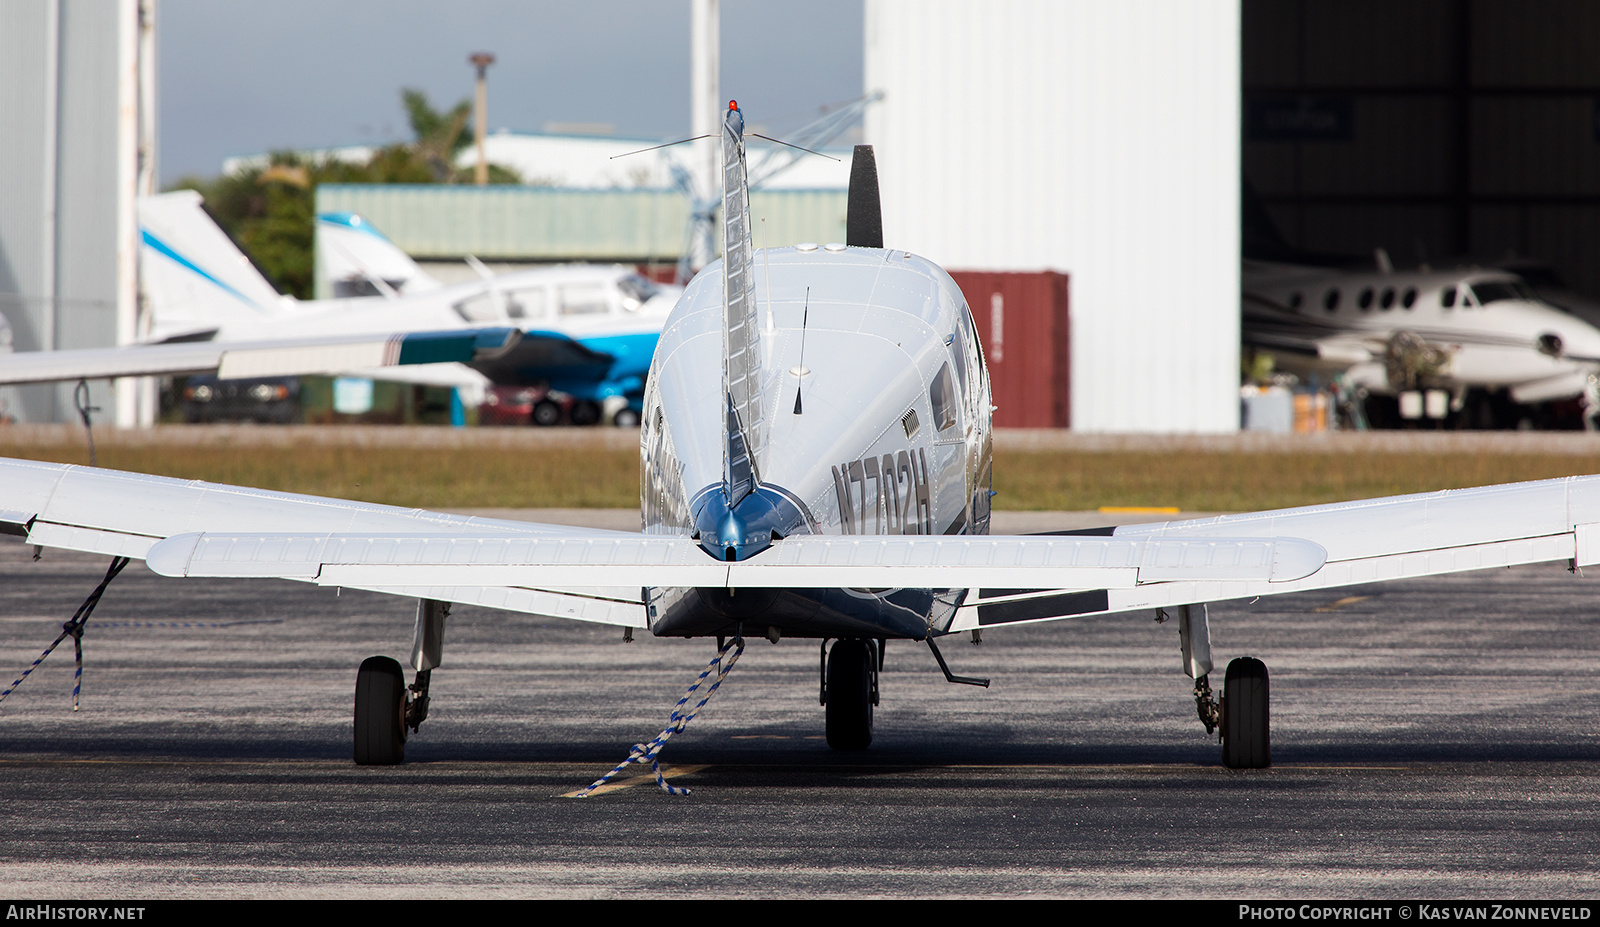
[
  {"xmin": 5, "ymin": 456, "xmax": 1598, "ymax": 635},
  {"xmin": 467, "ymin": 329, "xmax": 616, "ymax": 387},
  {"xmin": 0, "ymin": 328, "xmax": 521, "ymax": 387}
]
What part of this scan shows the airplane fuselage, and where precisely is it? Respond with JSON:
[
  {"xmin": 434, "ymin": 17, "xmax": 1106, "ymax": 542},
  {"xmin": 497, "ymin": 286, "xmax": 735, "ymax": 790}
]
[{"xmin": 639, "ymin": 244, "xmax": 993, "ymax": 639}]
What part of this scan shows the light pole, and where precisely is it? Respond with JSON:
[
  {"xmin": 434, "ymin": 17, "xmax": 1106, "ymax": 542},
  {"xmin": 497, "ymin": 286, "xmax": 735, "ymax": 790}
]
[{"xmin": 469, "ymin": 52, "xmax": 495, "ymax": 185}]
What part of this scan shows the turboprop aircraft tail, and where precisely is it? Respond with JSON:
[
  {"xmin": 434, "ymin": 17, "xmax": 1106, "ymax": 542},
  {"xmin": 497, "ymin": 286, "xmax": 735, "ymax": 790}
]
[
  {"xmin": 138, "ymin": 191, "xmax": 292, "ymax": 341},
  {"xmin": 721, "ymin": 101, "xmax": 763, "ymax": 507}
]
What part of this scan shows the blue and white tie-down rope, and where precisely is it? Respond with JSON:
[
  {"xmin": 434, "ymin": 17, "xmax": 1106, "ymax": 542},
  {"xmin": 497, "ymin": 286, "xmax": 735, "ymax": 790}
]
[{"xmin": 573, "ymin": 636, "xmax": 746, "ymax": 797}]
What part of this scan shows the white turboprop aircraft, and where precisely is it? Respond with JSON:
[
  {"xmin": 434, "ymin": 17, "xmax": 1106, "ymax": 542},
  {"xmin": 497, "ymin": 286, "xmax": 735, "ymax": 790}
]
[
  {"xmin": 0, "ymin": 192, "xmax": 683, "ymax": 424},
  {"xmin": 5, "ymin": 103, "xmax": 1600, "ymax": 780},
  {"xmin": 1244, "ymin": 259, "xmax": 1600, "ymax": 425}
]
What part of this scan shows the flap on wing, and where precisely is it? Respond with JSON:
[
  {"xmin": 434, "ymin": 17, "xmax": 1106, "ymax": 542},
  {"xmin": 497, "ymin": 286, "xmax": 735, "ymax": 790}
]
[
  {"xmin": 356, "ymin": 582, "xmax": 647, "ymax": 629},
  {"xmin": 0, "ymin": 509, "xmax": 31, "ymax": 537}
]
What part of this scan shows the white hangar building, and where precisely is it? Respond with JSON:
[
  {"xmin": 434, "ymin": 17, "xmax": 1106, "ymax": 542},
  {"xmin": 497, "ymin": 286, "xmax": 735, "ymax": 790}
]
[{"xmin": 864, "ymin": 0, "xmax": 1242, "ymax": 433}]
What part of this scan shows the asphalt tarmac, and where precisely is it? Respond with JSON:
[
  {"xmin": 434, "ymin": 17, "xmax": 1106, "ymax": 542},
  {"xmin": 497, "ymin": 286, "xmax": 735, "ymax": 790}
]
[{"xmin": 1, "ymin": 519, "xmax": 1597, "ymax": 899}]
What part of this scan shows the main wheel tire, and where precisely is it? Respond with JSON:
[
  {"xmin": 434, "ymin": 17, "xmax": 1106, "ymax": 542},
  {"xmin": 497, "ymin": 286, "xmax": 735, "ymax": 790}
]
[
  {"xmin": 612, "ymin": 407, "xmax": 641, "ymax": 428},
  {"xmin": 570, "ymin": 400, "xmax": 601, "ymax": 426},
  {"xmin": 1220, "ymin": 656, "xmax": 1270, "ymax": 769},
  {"xmin": 825, "ymin": 639, "xmax": 874, "ymax": 751},
  {"xmin": 354, "ymin": 655, "xmax": 407, "ymax": 766},
  {"xmin": 530, "ymin": 400, "xmax": 562, "ymax": 427}
]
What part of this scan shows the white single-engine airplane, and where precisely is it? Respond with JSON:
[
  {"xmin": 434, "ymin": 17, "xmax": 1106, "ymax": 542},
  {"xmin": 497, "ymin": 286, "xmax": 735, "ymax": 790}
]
[
  {"xmin": 5, "ymin": 103, "xmax": 1600, "ymax": 776},
  {"xmin": 0, "ymin": 193, "xmax": 682, "ymax": 424}
]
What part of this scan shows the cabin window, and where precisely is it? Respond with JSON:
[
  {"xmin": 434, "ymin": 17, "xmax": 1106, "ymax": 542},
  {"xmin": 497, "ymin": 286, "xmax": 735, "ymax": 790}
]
[
  {"xmin": 1402, "ymin": 287, "xmax": 1417, "ymax": 309},
  {"xmin": 1358, "ymin": 287, "xmax": 1374, "ymax": 310},
  {"xmin": 503, "ymin": 287, "xmax": 547, "ymax": 320},
  {"xmin": 560, "ymin": 285, "xmax": 609, "ymax": 316},
  {"xmin": 1441, "ymin": 286, "xmax": 1457, "ymax": 308},
  {"xmin": 949, "ymin": 330, "xmax": 968, "ymax": 402},
  {"xmin": 1380, "ymin": 287, "xmax": 1395, "ymax": 309},
  {"xmin": 452, "ymin": 291, "xmax": 501, "ymax": 323},
  {"xmin": 959, "ymin": 306, "xmax": 985, "ymax": 399},
  {"xmin": 617, "ymin": 274, "xmax": 660, "ymax": 313},
  {"xmin": 1323, "ymin": 288, "xmax": 1341, "ymax": 311},
  {"xmin": 930, "ymin": 362, "xmax": 958, "ymax": 432},
  {"xmin": 1468, "ymin": 280, "xmax": 1536, "ymax": 306}
]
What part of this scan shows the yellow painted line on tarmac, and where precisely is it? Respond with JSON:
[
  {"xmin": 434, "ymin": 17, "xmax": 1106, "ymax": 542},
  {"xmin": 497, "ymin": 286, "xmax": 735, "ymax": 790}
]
[
  {"xmin": 559, "ymin": 764, "xmax": 709, "ymax": 798},
  {"xmin": 1098, "ymin": 506, "xmax": 1180, "ymax": 514},
  {"xmin": 1313, "ymin": 595, "xmax": 1374, "ymax": 613}
]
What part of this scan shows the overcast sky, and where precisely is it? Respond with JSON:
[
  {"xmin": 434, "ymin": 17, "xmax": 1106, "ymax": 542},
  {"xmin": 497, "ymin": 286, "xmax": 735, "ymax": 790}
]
[{"xmin": 157, "ymin": 0, "xmax": 865, "ymax": 185}]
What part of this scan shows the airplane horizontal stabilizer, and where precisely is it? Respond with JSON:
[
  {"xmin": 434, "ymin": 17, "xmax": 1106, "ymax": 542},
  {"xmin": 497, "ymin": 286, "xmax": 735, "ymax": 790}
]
[
  {"xmin": 143, "ymin": 531, "xmax": 1327, "ymax": 589},
  {"xmin": 0, "ymin": 457, "xmax": 645, "ymax": 628},
  {"xmin": 951, "ymin": 474, "xmax": 1600, "ymax": 630}
]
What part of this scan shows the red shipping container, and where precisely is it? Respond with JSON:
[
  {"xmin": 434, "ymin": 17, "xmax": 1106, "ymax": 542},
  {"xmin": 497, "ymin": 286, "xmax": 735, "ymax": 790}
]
[{"xmin": 949, "ymin": 270, "xmax": 1071, "ymax": 428}]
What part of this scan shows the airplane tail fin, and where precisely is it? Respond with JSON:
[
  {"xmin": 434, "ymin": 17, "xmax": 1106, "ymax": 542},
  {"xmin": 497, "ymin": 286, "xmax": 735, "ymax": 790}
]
[
  {"xmin": 139, "ymin": 191, "xmax": 291, "ymax": 341},
  {"xmin": 721, "ymin": 101, "xmax": 763, "ymax": 506},
  {"xmin": 316, "ymin": 212, "xmax": 442, "ymax": 298}
]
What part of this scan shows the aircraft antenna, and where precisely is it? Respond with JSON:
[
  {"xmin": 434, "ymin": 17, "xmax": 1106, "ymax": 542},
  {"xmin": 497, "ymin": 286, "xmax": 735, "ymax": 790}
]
[
  {"xmin": 607, "ymin": 134, "xmax": 716, "ymax": 160},
  {"xmin": 746, "ymin": 134, "xmax": 841, "ymax": 161},
  {"xmin": 794, "ymin": 287, "xmax": 810, "ymax": 415}
]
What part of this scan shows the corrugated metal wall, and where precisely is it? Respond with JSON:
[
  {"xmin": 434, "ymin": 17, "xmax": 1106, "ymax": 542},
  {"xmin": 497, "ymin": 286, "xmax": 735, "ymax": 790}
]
[
  {"xmin": 864, "ymin": 0, "xmax": 1242, "ymax": 433},
  {"xmin": 1245, "ymin": 0, "xmax": 1600, "ymax": 297},
  {"xmin": 950, "ymin": 271, "xmax": 1070, "ymax": 428},
  {"xmin": 0, "ymin": 1, "xmax": 136, "ymax": 424},
  {"xmin": 314, "ymin": 184, "xmax": 848, "ymax": 267}
]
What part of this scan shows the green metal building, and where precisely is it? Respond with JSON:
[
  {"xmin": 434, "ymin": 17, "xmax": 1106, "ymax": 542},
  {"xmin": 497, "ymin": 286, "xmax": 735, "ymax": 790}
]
[{"xmin": 313, "ymin": 184, "xmax": 848, "ymax": 298}]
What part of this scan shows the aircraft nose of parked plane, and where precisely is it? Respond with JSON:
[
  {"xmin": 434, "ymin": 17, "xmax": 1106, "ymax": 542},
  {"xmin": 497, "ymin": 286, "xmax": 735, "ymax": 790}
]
[{"xmin": 1544, "ymin": 311, "xmax": 1600, "ymax": 363}]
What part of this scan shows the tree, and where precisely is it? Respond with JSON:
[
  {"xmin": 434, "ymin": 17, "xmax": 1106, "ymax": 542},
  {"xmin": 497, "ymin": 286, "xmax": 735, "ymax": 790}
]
[
  {"xmin": 402, "ymin": 88, "xmax": 472, "ymax": 182},
  {"xmin": 166, "ymin": 89, "xmax": 521, "ymax": 299}
]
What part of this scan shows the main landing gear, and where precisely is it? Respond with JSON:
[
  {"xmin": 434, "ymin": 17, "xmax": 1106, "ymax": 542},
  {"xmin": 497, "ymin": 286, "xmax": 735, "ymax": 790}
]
[
  {"xmin": 353, "ymin": 599, "xmax": 448, "ymax": 766},
  {"xmin": 1219, "ymin": 657, "xmax": 1270, "ymax": 769},
  {"xmin": 354, "ymin": 656, "xmax": 408, "ymax": 765},
  {"xmin": 1166, "ymin": 603, "xmax": 1271, "ymax": 769}
]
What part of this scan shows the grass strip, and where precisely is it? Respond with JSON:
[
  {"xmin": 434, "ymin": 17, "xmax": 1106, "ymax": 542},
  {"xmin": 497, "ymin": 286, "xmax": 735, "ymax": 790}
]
[{"xmin": 4, "ymin": 441, "xmax": 1599, "ymax": 512}]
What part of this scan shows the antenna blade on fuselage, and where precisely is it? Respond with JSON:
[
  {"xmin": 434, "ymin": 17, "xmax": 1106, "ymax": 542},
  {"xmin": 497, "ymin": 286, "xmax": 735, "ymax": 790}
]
[{"xmin": 722, "ymin": 101, "xmax": 763, "ymax": 502}]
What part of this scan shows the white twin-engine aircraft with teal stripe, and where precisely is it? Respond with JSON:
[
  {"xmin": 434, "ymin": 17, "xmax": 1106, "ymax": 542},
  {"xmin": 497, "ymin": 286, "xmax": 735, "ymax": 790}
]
[{"xmin": 7, "ymin": 101, "xmax": 1600, "ymax": 773}]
